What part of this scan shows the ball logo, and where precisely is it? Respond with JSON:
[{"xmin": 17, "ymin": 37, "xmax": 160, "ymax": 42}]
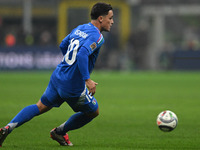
[{"xmin": 157, "ymin": 121, "xmax": 161, "ymax": 125}]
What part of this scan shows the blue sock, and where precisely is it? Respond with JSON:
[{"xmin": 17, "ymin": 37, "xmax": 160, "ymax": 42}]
[
  {"xmin": 56, "ymin": 112, "xmax": 93, "ymax": 135},
  {"xmin": 7, "ymin": 104, "xmax": 40, "ymax": 132}
]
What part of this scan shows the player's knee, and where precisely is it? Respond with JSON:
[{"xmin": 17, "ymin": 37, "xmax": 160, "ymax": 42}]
[
  {"xmin": 93, "ymin": 109, "xmax": 99, "ymax": 118},
  {"xmin": 87, "ymin": 107, "xmax": 99, "ymax": 118},
  {"xmin": 36, "ymin": 100, "xmax": 52, "ymax": 114}
]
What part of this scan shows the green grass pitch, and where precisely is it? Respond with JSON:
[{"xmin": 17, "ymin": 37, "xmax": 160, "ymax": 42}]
[{"xmin": 0, "ymin": 71, "xmax": 200, "ymax": 150}]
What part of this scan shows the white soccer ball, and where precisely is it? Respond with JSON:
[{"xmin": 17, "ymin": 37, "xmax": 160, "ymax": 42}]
[{"xmin": 156, "ymin": 110, "xmax": 178, "ymax": 132}]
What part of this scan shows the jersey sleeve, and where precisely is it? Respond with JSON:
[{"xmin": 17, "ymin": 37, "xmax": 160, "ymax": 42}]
[
  {"xmin": 77, "ymin": 46, "xmax": 90, "ymax": 80},
  {"xmin": 82, "ymin": 34, "xmax": 104, "ymax": 55},
  {"xmin": 59, "ymin": 35, "xmax": 70, "ymax": 55}
]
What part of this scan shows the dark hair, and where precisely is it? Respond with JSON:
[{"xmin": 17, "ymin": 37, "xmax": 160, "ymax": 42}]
[{"xmin": 90, "ymin": 2, "xmax": 113, "ymax": 20}]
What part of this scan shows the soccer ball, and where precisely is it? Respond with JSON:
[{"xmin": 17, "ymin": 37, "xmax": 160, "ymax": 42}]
[{"xmin": 156, "ymin": 110, "xmax": 178, "ymax": 132}]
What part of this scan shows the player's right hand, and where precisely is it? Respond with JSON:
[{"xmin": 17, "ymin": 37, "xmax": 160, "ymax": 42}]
[{"xmin": 85, "ymin": 79, "xmax": 98, "ymax": 96}]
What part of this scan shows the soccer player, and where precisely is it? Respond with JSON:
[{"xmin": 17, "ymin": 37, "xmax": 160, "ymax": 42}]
[{"xmin": 0, "ymin": 2, "xmax": 114, "ymax": 147}]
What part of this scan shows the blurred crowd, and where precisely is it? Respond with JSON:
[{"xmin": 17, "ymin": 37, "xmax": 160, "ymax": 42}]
[
  {"xmin": 1, "ymin": 0, "xmax": 200, "ymax": 70},
  {"xmin": 0, "ymin": 17, "xmax": 57, "ymax": 47}
]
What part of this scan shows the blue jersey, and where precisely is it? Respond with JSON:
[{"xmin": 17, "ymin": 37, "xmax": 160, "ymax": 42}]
[{"xmin": 51, "ymin": 23, "xmax": 104, "ymax": 97}]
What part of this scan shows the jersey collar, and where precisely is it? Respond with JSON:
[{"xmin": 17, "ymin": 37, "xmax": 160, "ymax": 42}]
[{"xmin": 88, "ymin": 22, "xmax": 101, "ymax": 34}]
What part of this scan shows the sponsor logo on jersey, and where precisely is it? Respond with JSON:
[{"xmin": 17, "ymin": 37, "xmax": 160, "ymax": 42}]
[
  {"xmin": 75, "ymin": 30, "xmax": 88, "ymax": 39},
  {"xmin": 90, "ymin": 42, "xmax": 97, "ymax": 51}
]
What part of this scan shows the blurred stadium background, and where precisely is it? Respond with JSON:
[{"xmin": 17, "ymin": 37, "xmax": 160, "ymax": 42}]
[
  {"xmin": 1, "ymin": 0, "xmax": 200, "ymax": 71},
  {"xmin": 1, "ymin": 1, "xmax": 200, "ymax": 149}
]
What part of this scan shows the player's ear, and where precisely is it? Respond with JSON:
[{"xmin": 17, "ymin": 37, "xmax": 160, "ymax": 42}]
[{"xmin": 98, "ymin": 16, "xmax": 103, "ymax": 23}]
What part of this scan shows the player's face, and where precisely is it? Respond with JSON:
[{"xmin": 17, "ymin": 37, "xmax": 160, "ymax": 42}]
[{"xmin": 100, "ymin": 10, "xmax": 114, "ymax": 32}]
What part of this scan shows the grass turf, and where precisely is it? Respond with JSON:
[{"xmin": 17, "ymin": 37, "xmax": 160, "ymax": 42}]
[{"xmin": 0, "ymin": 71, "xmax": 200, "ymax": 150}]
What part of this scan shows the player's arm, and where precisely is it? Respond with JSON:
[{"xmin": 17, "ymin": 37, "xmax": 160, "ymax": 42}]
[
  {"xmin": 77, "ymin": 46, "xmax": 98, "ymax": 96},
  {"xmin": 59, "ymin": 35, "xmax": 70, "ymax": 55}
]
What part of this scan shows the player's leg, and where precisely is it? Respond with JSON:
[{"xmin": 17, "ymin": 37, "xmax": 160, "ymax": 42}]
[
  {"xmin": 50, "ymin": 107, "xmax": 98, "ymax": 146},
  {"xmin": 0, "ymin": 100, "xmax": 51, "ymax": 147},
  {"xmin": 87, "ymin": 107, "xmax": 99, "ymax": 118},
  {"xmin": 36, "ymin": 100, "xmax": 52, "ymax": 114},
  {"xmin": 52, "ymin": 88, "xmax": 99, "ymax": 136},
  {"xmin": 55, "ymin": 107, "xmax": 99, "ymax": 135},
  {"xmin": 1, "ymin": 80, "xmax": 61, "ymax": 147},
  {"xmin": 1, "ymin": 80, "xmax": 57, "ymax": 134},
  {"xmin": 8, "ymin": 100, "xmax": 51, "ymax": 131},
  {"xmin": 40, "ymin": 81, "xmax": 74, "ymax": 146}
]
